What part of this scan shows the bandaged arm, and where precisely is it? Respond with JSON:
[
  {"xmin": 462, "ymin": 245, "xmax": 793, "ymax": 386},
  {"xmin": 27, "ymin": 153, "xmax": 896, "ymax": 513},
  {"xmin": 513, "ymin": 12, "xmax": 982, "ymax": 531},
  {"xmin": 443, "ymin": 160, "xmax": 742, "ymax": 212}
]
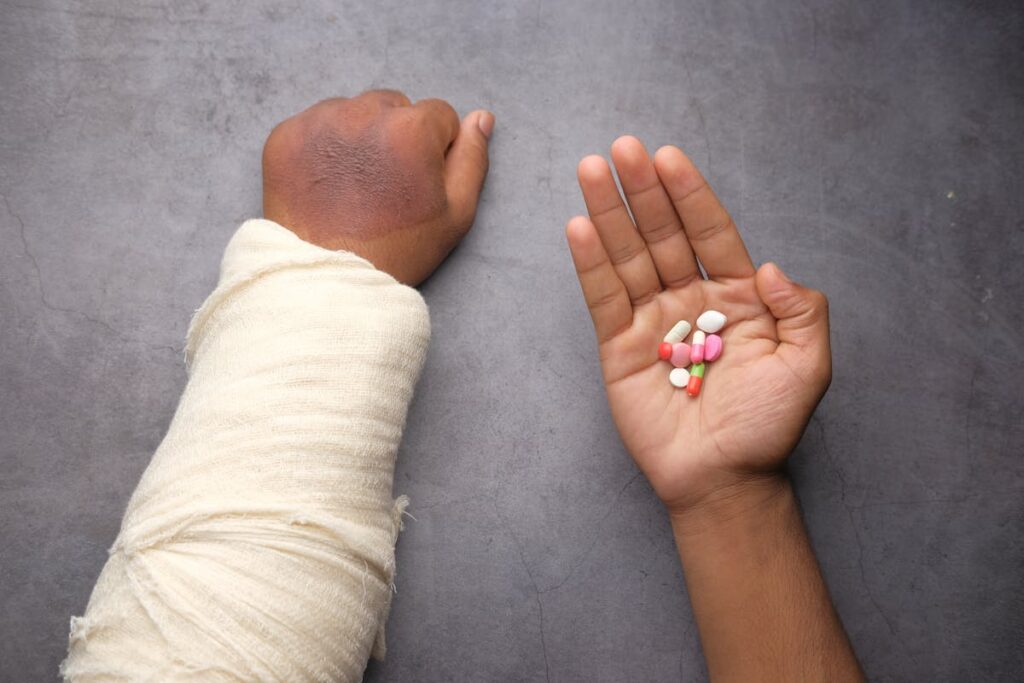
[{"xmin": 62, "ymin": 219, "xmax": 430, "ymax": 682}]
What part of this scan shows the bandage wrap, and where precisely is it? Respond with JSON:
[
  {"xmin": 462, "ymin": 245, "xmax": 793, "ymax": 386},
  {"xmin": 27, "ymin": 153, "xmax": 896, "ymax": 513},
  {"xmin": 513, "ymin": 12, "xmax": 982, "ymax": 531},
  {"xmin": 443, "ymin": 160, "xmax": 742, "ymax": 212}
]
[{"xmin": 62, "ymin": 219, "xmax": 430, "ymax": 682}]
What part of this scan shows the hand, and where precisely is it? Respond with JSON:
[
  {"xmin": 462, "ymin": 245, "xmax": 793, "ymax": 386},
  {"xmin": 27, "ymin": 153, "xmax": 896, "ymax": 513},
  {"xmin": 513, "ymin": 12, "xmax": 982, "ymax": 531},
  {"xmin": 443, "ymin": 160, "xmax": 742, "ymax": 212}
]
[
  {"xmin": 566, "ymin": 137, "xmax": 831, "ymax": 514},
  {"xmin": 262, "ymin": 89, "xmax": 494, "ymax": 284}
]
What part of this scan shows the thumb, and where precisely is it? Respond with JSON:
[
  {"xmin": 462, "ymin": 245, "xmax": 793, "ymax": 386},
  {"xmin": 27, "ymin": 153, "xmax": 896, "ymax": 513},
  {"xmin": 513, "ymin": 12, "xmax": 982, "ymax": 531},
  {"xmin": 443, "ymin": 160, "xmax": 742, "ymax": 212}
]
[
  {"xmin": 444, "ymin": 109, "xmax": 493, "ymax": 230},
  {"xmin": 756, "ymin": 262, "xmax": 832, "ymax": 380}
]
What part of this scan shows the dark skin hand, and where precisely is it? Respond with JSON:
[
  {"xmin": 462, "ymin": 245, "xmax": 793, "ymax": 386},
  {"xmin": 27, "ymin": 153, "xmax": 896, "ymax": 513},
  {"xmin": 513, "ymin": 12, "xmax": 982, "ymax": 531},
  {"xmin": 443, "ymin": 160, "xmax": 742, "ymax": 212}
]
[{"xmin": 262, "ymin": 89, "xmax": 494, "ymax": 284}]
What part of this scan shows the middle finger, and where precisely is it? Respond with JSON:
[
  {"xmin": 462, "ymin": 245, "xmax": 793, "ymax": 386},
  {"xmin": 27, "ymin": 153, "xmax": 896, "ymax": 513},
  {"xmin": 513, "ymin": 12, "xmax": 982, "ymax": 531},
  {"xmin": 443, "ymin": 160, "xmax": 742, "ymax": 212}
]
[
  {"xmin": 577, "ymin": 155, "xmax": 661, "ymax": 305},
  {"xmin": 611, "ymin": 136, "xmax": 701, "ymax": 288}
]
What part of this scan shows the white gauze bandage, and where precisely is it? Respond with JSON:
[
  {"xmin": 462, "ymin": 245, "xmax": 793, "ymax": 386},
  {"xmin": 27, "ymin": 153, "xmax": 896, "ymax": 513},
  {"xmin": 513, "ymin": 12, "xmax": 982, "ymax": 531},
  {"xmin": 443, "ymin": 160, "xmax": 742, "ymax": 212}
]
[{"xmin": 61, "ymin": 219, "xmax": 430, "ymax": 682}]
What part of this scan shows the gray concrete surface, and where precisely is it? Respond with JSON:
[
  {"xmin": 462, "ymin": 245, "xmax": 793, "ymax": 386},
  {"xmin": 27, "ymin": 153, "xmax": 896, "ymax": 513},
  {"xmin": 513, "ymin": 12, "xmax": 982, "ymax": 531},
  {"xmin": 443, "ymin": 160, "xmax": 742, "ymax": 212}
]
[{"xmin": 2, "ymin": 0, "xmax": 1022, "ymax": 680}]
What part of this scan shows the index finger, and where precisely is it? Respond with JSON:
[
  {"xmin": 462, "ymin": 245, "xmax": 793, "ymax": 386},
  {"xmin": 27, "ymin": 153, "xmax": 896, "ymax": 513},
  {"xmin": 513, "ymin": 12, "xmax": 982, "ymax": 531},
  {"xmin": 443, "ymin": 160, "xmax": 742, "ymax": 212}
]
[{"xmin": 653, "ymin": 146, "xmax": 755, "ymax": 280}]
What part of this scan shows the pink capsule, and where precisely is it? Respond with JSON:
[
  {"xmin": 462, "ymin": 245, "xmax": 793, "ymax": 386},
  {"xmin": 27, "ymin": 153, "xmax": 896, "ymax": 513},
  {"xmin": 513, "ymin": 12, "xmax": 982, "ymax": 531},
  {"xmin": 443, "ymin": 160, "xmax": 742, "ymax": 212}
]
[
  {"xmin": 690, "ymin": 330, "xmax": 706, "ymax": 363},
  {"xmin": 670, "ymin": 343, "xmax": 691, "ymax": 368},
  {"xmin": 704, "ymin": 334, "xmax": 723, "ymax": 362}
]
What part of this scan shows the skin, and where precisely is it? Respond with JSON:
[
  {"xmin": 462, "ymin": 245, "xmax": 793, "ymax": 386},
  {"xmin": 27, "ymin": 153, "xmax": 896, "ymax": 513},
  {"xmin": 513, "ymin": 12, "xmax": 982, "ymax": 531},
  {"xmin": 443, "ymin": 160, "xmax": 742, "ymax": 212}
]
[
  {"xmin": 262, "ymin": 95, "xmax": 862, "ymax": 678},
  {"xmin": 567, "ymin": 136, "xmax": 865, "ymax": 681},
  {"xmin": 263, "ymin": 89, "xmax": 494, "ymax": 284}
]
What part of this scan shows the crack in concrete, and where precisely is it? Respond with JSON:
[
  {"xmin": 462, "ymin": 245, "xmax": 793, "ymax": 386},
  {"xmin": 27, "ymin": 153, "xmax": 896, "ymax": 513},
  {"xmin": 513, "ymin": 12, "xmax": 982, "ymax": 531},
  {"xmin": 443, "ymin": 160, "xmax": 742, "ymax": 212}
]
[
  {"xmin": 411, "ymin": 491, "xmax": 493, "ymax": 513},
  {"xmin": 814, "ymin": 415, "xmax": 920, "ymax": 668},
  {"xmin": 538, "ymin": 470, "xmax": 642, "ymax": 595},
  {"xmin": 485, "ymin": 467, "xmax": 643, "ymax": 682},
  {"xmin": 493, "ymin": 499, "xmax": 551, "ymax": 682},
  {"xmin": 2, "ymin": 192, "xmax": 179, "ymax": 356},
  {"xmin": 846, "ymin": 492, "xmax": 1019, "ymax": 510}
]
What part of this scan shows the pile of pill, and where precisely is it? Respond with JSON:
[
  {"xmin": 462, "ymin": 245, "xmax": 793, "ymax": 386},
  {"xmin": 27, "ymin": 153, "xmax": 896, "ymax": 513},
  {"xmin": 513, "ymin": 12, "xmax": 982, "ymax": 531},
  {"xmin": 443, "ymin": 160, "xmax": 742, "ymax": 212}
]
[{"xmin": 658, "ymin": 310, "xmax": 727, "ymax": 397}]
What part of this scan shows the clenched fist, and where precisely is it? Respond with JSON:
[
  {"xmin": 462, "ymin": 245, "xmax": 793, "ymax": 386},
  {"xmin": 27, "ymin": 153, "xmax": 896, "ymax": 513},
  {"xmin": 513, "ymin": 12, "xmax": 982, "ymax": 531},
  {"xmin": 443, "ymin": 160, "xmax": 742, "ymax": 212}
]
[{"xmin": 262, "ymin": 89, "xmax": 493, "ymax": 284}]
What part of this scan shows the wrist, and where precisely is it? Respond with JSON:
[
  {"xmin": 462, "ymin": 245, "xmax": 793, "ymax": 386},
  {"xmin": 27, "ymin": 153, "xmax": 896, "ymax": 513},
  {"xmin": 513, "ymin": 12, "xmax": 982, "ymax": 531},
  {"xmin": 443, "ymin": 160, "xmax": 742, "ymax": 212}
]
[{"xmin": 667, "ymin": 472, "xmax": 791, "ymax": 539}]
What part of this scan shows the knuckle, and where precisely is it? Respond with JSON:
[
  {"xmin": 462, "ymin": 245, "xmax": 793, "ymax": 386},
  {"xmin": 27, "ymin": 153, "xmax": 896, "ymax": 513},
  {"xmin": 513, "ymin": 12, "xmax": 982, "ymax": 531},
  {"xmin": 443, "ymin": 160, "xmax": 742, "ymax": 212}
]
[
  {"xmin": 661, "ymin": 271, "xmax": 700, "ymax": 289},
  {"xmin": 588, "ymin": 287, "xmax": 622, "ymax": 310},
  {"xmin": 417, "ymin": 98, "xmax": 458, "ymax": 125},
  {"xmin": 360, "ymin": 88, "xmax": 410, "ymax": 105},
  {"xmin": 630, "ymin": 288, "xmax": 660, "ymax": 306},
  {"xmin": 419, "ymin": 96, "xmax": 453, "ymax": 111},
  {"xmin": 607, "ymin": 242, "xmax": 645, "ymax": 264},
  {"xmin": 315, "ymin": 95, "xmax": 350, "ymax": 108},
  {"xmin": 690, "ymin": 214, "xmax": 732, "ymax": 243},
  {"xmin": 675, "ymin": 175, "xmax": 710, "ymax": 204},
  {"xmin": 262, "ymin": 118, "xmax": 297, "ymax": 162},
  {"xmin": 640, "ymin": 217, "xmax": 680, "ymax": 244}
]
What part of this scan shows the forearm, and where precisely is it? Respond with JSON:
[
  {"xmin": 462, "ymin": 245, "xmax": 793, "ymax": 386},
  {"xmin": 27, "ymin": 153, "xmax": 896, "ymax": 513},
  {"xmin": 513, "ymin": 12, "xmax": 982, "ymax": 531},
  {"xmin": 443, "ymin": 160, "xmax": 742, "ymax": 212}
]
[
  {"xmin": 63, "ymin": 220, "xmax": 429, "ymax": 682},
  {"xmin": 671, "ymin": 476, "xmax": 864, "ymax": 682}
]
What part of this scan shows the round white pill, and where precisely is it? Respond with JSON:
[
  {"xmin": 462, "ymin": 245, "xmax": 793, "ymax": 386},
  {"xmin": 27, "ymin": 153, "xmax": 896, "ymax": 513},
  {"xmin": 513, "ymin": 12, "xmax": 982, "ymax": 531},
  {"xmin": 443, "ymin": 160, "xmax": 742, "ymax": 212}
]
[
  {"xmin": 696, "ymin": 310, "xmax": 727, "ymax": 334},
  {"xmin": 663, "ymin": 320, "xmax": 692, "ymax": 343},
  {"xmin": 669, "ymin": 367, "xmax": 690, "ymax": 388}
]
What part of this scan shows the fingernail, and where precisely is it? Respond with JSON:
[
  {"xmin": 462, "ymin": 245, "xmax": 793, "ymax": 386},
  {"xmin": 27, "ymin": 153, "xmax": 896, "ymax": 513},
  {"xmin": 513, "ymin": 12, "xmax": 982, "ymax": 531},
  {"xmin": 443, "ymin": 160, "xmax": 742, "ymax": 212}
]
[
  {"xmin": 772, "ymin": 262, "xmax": 793, "ymax": 283},
  {"xmin": 477, "ymin": 111, "xmax": 495, "ymax": 139}
]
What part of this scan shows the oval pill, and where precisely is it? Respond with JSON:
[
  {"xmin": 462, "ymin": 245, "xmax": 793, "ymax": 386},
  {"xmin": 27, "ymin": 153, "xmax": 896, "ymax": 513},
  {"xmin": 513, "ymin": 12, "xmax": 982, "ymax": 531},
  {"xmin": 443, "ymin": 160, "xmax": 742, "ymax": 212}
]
[
  {"xmin": 669, "ymin": 367, "xmax": 690, "ymax": 388},
  {"xmin": 670, "ymin": 343, "xmax": 692, "ymax": 368},
  {"xmin": 704, "ymin": 334, "xmax": 723, "ymax": 362},
  {"xmin": 658, "ymin": 342, "xmax": 673, "ymax": 361},
  {"xmin": 663, "ymin": 320, "xmax": 692, "ymax": 344},
  {"xmin": 696, "ymin": 310, "xmax": 727, "ymax": 334},
  {"xmin": 690, "ymin": 330, "xmax": 706, "ymax": 363}
]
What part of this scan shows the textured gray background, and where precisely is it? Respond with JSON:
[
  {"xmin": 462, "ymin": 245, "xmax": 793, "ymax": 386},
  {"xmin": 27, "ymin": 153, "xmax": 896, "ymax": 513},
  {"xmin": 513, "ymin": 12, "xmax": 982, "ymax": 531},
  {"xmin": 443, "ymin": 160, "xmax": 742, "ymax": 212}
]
[{"xmin": 2, "ymin": 0, "xmax": 1022, "ymax": 681}]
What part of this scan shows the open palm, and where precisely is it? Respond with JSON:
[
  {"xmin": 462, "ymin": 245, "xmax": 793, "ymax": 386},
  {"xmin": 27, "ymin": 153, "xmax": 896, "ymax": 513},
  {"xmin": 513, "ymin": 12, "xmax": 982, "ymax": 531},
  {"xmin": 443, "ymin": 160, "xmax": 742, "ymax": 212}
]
[{"xmin": 566, "ymin": 138, "xmax": 831, "ymax": 512}]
